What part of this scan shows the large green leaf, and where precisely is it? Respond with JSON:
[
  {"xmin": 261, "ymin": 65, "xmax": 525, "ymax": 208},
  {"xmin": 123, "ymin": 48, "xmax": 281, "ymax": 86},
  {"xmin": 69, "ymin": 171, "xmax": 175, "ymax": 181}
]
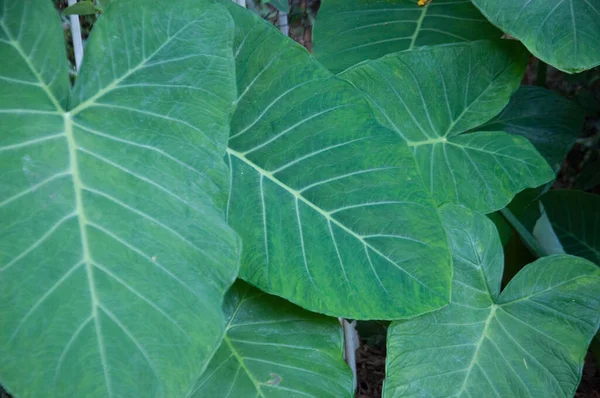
[
  {"xmin": 475, "ymin": 85, "xmax": 585, "ymax": 171},
  {"xmin": 313, "ymin": 0, "xmax": 502, "ymax": 73},
  {"xmin": 341, "ymin": 41, "xmax": 555, "ymax": 213},
  {"xmin": 540, "ymin": 190, "xmax": 600, "ymax": 264},
  {"xmin": 471, "ymin": 0, "xmax": 600, "ymax": 73},
  {"xmin": 384, "ymin": 205, "xmax": 600, "ymax": 397},
  {"xmin": 0, "ymin": 1, "xmax": 240, "ymax": 396},
  {"xmin": 222, "ymin": 2, "xmax": 452, "ymax": 319},
  {"xmin": 191, "ymin": 280, "xmax": 353, "ymax": 397}
]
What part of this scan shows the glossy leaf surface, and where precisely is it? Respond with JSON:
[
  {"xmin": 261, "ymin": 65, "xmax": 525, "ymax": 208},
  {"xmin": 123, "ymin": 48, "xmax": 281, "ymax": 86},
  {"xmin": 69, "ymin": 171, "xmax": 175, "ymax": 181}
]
[
  {"xmin": 341, "ymin": 41, "xmax": 554, "ymax": 213},
  {"xmin": 223, "ymin": 2, "xmax": 452, "ymax": 319},
  {"xmin": 476, "ymin": 85, "xmax": 584, "ymax": 171},
  {"xmin": 540, "ymin": 190, "xmax": 600, "ymax": 264},
  {"xmin": 0, "ymin": 1, "xmax": 239, "ymax": 396},
  {"xmin": 312, "ymin": 0, "xmax": 501, "ymax": 73},
  {"xmin": 191, "ymin": 280, "xmax": 353, "ymax": 397},
  {"xmin": 471, "ymin": 0, "xmax": 600, "ymax": 73},
  {"xmin": 385, "ymin": 205, "xmax": 600, "ymax": 397}
]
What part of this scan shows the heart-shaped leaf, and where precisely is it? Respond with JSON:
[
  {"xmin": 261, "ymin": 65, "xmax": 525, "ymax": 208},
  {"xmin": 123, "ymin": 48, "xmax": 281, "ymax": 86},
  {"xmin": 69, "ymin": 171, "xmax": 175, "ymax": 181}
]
[
  {"xmin": 222, "ymin": 2, "xmax": 452, "ymax": 319},
  {"xmin": 0, "ymin": 1, "xmax": 239, "ymax": 396},
  {"xmin": 341, "ymin": 41, "xmax": 555, "ymax": 213},
  {"xmin": 475, "ymin": 85, "xmax": 585, "ymax": 171},
  {"xmin": 313, "ymin": 0, "xmax": 502, "ymax": 73},
  {"xmin": 471, "ymin": 0, "xmax": 600, "ymax": 73},
  {"xmin": 384, "ymin": 205, "xmax": 600, "ymax": 397},
  {"xmin": 191, "ymin": 280, "xmax": 353, "ymax": 397},
  {"xmin": 540, "ymin": 190, "xmax": 600, "ymax": 264}
]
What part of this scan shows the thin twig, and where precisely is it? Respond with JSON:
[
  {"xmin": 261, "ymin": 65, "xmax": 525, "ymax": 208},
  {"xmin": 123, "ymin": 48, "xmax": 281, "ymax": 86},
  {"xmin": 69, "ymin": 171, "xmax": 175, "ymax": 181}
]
[{"xmin": 67, "ymin": 0, "xmax": 84, "ymax": 71}]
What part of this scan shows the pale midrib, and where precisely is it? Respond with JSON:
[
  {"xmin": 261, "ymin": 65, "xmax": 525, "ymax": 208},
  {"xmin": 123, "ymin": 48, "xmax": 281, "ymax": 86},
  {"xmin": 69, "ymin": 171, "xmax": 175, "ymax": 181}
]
[
  {"xmin": 456, "ymin": 305, "xmax": 496, "ymax": 397},
  {"xmin": 223, "ymin": 336, "xmax": 267, "ymax": 398},
  {"xmin": 64, "ymin": 113, "xmax": 112, "ymax": 397},
  {"xmin": 408, "ymin": 4, "xmax": 429, "ymax": 49},
  {"xmin": 69, "ymin": 19, "xmax": 199, "ymax": 116},
  {"xmin": 226, "ymin": 148, "xmax": 438, "ymax": 295},
  {"xmin": 222, "ymin": 297, "xmax": 267, "ymax": 398},
  {"xmin": 0, "ymin": 20, "xmax": 63, "ymax": 112}
]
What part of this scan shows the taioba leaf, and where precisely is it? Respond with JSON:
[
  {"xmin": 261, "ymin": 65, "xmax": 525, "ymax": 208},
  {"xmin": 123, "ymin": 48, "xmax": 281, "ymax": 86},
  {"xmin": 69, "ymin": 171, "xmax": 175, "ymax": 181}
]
[
  {"xmin": 475, "ymin": 85, "xmax": 585, "ymax": 171},
  {"xmin": 191, "ymin": 280, "xmax": 353, "ymax": 397},
  {"xmin": 384, "ymin": 205, "xmax": 600, "ymax": 397},
  {"xmin": 540, "ymin": 190, "xmax": 600, "ymax": 264},
  {"xmin": 0, "ymin": 1, "xmax": 239, "ymax": 396},
  {"xmin": 63, "ymin": 1, "xmax": 97, "ymax": 16},
  {"xmin": 471, "ymin": 0, "xmax": 600, "ymax": 73},
  {"xmin": 266, "ymin": 0, "xmax": 288, "ymax": 13},
  {"xmin": 313, "ymin": 0, "xmax": 502, "ymax": 73},
  {"xmin": 222, "ymin": 2, "xmax": 452, "ymax": 319},
  {"xmin": 341, "ymin": 41, "xmax": 554, "ymax": 213}
]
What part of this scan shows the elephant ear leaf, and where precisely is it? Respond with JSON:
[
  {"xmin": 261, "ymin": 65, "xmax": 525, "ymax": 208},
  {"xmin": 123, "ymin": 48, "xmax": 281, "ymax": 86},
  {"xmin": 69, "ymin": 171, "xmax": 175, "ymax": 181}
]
[
  {"xmin": 539, "ymin": 190, "xmax": 600, "ymax": 265},
  {"xmin": 312, "ymin": 0, "xmax": 502, "ymax": 73},
  {"xmin": 341, "ymin": 41, "xmax": 555, "ymax": 214},
  {"xmin": 384, "ymin": 204, "xmax": 600, "ymax": 398},
  {"xmin": 191, "ymin": 280, "xmax": 354, "ymax": 397},
  {"xmin": 0, "ymin": 0, "xmax": 240, "ymax": 397},
  {"xmin": 221, "ymin": 1, "xmax": 452, "ymax": 320},
  {"xmin": 471, "ymin": 0, "xmax": 600, "ymax": 73}
]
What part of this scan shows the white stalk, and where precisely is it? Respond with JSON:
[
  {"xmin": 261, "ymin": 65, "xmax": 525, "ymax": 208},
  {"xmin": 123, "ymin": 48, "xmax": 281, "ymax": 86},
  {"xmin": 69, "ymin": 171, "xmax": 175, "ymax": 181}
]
[
  {"xmin": 67, "ymin": 0, "xmax": 84, "ymax": 71},
  {"xmin": 533, "ymin": 202, "xmax": 565, "ymax": 255},
  {"xmin": 233, "ymin": 0, "xmax": 247, "ymax": 7},
  {"xmin": 277, "ymin": 11, "xmax": 289, "ymax": 36},
  {"xmin": 340, "ymin": 318, "xmax": 359, "ymax": 391}
]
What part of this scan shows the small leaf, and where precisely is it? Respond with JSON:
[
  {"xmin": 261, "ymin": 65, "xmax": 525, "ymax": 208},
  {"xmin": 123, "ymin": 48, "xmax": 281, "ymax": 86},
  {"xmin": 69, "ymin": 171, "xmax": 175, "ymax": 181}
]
[
  {"xmin": 191, "ymin": 281, "xmax": 354, "ymax": 397},
  {"xmin": 471, "ymin": 0, "xmax": 600, "ymax": 72},
  {"xmin": 312, "ymin": 0, "xmax": 502, "ymax": 73},
  {"xmin": 63, "ymin": 0, "xmax": 98, "ymax": 16},
  {"xmin": 385, "ymin": 205, "xmax": 600, "ymax": 397},
  {"xmin": 264, "ymin": 0, "xmax": 288, "ymax": 13},
  {"xmin": 341, "ymin": 41, "xmax": 554, "ymax": 213},
  {"xmin": 540, "ymin": 190, "xmax": 600, "ymax": 264}
]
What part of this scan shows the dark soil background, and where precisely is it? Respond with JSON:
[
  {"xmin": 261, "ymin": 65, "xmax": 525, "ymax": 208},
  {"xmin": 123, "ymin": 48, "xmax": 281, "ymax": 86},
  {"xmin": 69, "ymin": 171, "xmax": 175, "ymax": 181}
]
[{"xmin": 1, "ymin": 2, "xmax": 598, "ymax": 398}]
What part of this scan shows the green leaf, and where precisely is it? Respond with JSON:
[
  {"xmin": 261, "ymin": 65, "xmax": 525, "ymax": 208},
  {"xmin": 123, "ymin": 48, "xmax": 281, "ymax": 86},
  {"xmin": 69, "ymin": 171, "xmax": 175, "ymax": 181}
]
[
  {"xmin": 312, "ymin": 0, "xmax": 502, "ymax": 73},
  {"xmin": 96, "ymin": 0, "xmax": 111, "ymax": 11},
  {"xmin": 0, "ymin": 1, "xmax": 239, "ymax": 396},
  {"xmin": 221, "ymin": 2, "xmax": 452, "ymax": 319},
  {"xmin": 341, "ymin": 41, "xmax": 555, "ymax": 213},
  {"xmin": 540, "ymin": 190, "xmax": 600, "ymax": 264},
  {"xmin": 487, "ymin": 212, "xmax": 512, "ymax": 246},
  {"xmin": 385, "ymin": 205, "xmax": 600, "ymax": 397},
  {"xmin": 471, "ymin": 0, "xmax": 600, "ymax": 73},
  {"xmin": 265, "ymin": 0, "xmax": 288, "ymax": 13},
  {"xmin": 475, "ymin": 85, "xmax": 585, "ymax": 171},
  {"xmin": 191, "ymin": 280, "xmax": 354, "ymax": 397},
  {"xmin": 63, "ymin": 0, "xmax": 98, "ymax": 16}
]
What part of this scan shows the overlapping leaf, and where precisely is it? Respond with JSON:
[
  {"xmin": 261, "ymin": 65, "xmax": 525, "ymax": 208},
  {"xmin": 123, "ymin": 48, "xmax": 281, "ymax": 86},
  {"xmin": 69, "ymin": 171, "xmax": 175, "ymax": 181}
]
[
  {"xmin": 0, "ymin": 1, "xmax": 239, "ymax": 396},
  {"xmin": 476, "ymin": 85, "xmax": 585, "ymax": 171},
  {"xmin": 384, "ymin": 205, "xmax": 600, "ymax": 397},
  {"xmin": 540, "ymin": 190, "xmax": 600, "ymax": 264},
  {"xmin": 222, "ymin": 2, "xmax": 452, "ymax": 319},
  {"xmin": 313, "ymin": 0, "xmax": 502, "ymax": 73},
  {"xmin": 471, "ymin": 0, "xmax": 600, "ymax": 73},
  {"xmin": 191, "ymin": 280, "xmax": 353, "ymax": 397},
  {"xmin": 341, "ymin": 41, "xmax": 555, "ymax": 213}
]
